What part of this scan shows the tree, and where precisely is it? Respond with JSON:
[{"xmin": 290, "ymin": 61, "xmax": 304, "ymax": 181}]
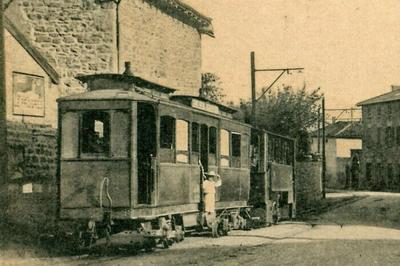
[
  {"xmin": 199, "ymin": 72, "xmax": 226, "ymax": 103},
  {"xmin": 236, "ymin": 85, "xmax": 322, "ymax": 158}
]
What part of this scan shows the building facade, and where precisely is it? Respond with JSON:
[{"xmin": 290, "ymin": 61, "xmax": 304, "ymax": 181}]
[
  {"xmin": 1, "ymin": 0, "xmax": 213, "ymax": 232},
  {"xmin": 310, "ymin": 121, "xmax": 362, "ymax": 189},
  {"xmin": 358, "ymin": 86, "xmax": 400, "ymax": 191}
]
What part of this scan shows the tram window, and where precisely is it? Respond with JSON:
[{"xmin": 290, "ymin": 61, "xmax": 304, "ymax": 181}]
[
  {"xmin": 81, "ymin": 111, "xmax": 110, "ymax": 155},
  {"xmin": 209, "ymin": 127, "xmax": 217, "ymax": 154},
  {"xmin": 192, "ymin": 123, "xmax": 200, "ymax": 153},
  {"xmin": 111, "ymin": 110, "xmax": 129, "ymax": 158},
  {"xmin": 231, "ymin": 133, "xmax": 241, "ymax": 168},
  {"xmin": 160, "ymin": 116, "xmax": 175, "ymax": 149},
  {"xmin": 176, "ymin": 120, "xmax": 189, "ymax": 163},
  {"xmin": 232, "ymin": 133, "xmax": 241, "ymax": 157},
  {"xmin": 61, "ymin": 112, "xmax": 79, "ymax": 158},
  {"xmin": 220, "ymin": 129, "xmax": 230, "ymax": 167}
]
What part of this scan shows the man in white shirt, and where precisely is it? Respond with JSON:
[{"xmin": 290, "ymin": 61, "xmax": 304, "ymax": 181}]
[{"xmin": 203, "ymin": 171, "xmax": 222, "ymax": 237}]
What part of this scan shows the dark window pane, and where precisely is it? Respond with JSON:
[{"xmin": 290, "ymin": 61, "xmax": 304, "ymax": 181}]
[
  {"xmin": 81, "ymin": 111, "xmax": 110, "ymax": 155},
  {"xmin": 192, "ymin": 123, "xmax": 200, "ymax": 152},
  {"xmin": 160, "ymin": 116, "xmax": 175, "ymax": 149},
  {"xmin": 209, "ymin": 127, "xmax": 217, "ymax": 154},
  {"xmin": 232, "ymin": 133, "xmax": 241, "ymax": 157}
]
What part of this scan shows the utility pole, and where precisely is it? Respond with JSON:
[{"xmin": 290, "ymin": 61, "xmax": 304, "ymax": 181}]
[
  {"xmin": 0, "ymin": 1, "xmax": 7, "ymax": 184},
  {"xmin": 322, "ymin": 96, "xmax": 326, "ymax": 199},
  {"xmin": 249, "ymin": 51, "xmax": 304, "ymax": 127},
  {"xmin": 250, "ymin": 52, "xmax": 256, "ymax": 126},
  {"xmin": 0, "ymin": 0, "xmax": 8, "ymax": 214},
  {"xmin": 317, "ymin": 107, "xmax": 321, "ymax": 154}
]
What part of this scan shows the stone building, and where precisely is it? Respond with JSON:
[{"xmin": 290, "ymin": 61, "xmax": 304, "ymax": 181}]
[
  {"xmin": 1, "ymin": 0, "xmax": 213, "ymax": 232},
  {"xmin": 310, "ymin": 121, "xmax": 362, "ymax": 189},
  {"xmin": 357, "ymin": 86, "xmax": 400, "ymax": 191}
]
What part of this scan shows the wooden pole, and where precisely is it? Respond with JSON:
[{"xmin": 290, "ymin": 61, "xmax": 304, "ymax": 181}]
[
  {"xmin": 250, "ymin": 51, "xmax": 256, "ymax": 126},
  {"xmin": 317, "ymin": 107, "xmax": 321, "ymax": 154},
  {"xmin": 0, "ymin": 1, "xmax": 8, "ymax": 217},
  {"xmin": 322, "ymin": 97, "xmax": 326, "ymax": 198},
  {"xmin": 0, "ymin": 2, "xmax": 7, "ymax": 185}
]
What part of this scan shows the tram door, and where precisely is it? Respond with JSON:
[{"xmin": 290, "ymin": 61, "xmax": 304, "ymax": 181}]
[
  {"xmin": 137, "ymin": 103, "xmax": 157, "ymax": 204},
  {"xmin": 200, "ymin": 124, "xmax": 209, "ymax": 172}
]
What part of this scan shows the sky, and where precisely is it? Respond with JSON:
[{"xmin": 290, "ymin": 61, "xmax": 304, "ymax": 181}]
[{"xmin": 183, "ymin": 0, "xmax": 400, "ymax": 109}]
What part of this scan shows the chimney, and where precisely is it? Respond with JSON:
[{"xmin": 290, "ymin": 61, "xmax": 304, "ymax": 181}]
[
  {"xmin": 123, "ymin": 61, "xmax": 133, "ymax": 76},
  {"xmin": 391, "ymin": 85, "xmax": 400, "ymax": 91}
]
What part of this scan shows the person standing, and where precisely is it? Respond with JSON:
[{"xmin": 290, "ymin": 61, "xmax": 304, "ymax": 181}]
[{"xmin": 203, "ymin": 171, "xmax": 222, "ymax": 237}]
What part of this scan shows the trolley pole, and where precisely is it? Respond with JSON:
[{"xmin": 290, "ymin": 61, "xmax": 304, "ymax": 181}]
[
  {"xmin": 322, "ymin": 97, "xmax": 326, "ymax": 199},
  {"xmin": 250, "ymin": 52, "xmax": 257, "ymax": 126}
]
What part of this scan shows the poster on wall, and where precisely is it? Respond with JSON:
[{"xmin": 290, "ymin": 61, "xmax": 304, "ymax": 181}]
[{"xmin": 13, "ymin": 72, "xmax": 45, "ymax": 117}]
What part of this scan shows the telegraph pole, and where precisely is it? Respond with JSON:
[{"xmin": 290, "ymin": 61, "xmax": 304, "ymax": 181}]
[
  {"xmin": 249, "ymin": 51, "xmax": 304, "ymax": 127},
  {"xmin": 0, "ymin": 0, "xmax": 8, "ymax": 215},
  {"xmin": 250, "ymin": 52, "xmax": 256, "ymax": 126},
  {"xmin": 322, "ymin": 96, "xmax": 326, "ymax": 199},
  {"xmin": 317, "ymin": 107, "xmax": 321, "ymax": 154},
  {"xmin": 0, "ymin": 1, "xmax": 7, "ymax": 185}
]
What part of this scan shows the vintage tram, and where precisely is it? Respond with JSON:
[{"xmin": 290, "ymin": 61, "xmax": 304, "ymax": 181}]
[{"xmin": 56, "ymin": 67, "xmax": 295, "ymax": 250}]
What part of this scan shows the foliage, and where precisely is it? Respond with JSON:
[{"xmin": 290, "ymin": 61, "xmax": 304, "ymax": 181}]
[
  {"xmin": 236, "ymin": 85, "xmax": 322, "ymax": 158},
  {"xmin": 199, "ymin": 72, "xmax": 226, "ymax": 103}
]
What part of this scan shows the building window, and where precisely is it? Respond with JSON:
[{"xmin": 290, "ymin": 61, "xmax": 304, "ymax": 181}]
[
  {"xmin": 160, "ymin": 116, "xmax": 175, "ymax": 149},
  {"xmin": 366, "ymin": 163, "xmax": 372, "ymax": 182},
  {"xmin": 385, "ymin": 127, "xmax": 393, "ymax": 146},
  {"xmin": 377, "ymin": 128, "xmax": 382, "ymax": 146},
  {"xmin": 81, "ymin": 111, "xmax": 110, "ymax": 155},
  {"xmin": 397, "ymin": 126, "xmax": 400, "ymax": 146},
  {"xmin": 191, "ymin": 123, "xmax": 200, "ymax": 153},
  {"xmin": 388, "ymin": 164, "xmax": 393, "ymax": 189}
]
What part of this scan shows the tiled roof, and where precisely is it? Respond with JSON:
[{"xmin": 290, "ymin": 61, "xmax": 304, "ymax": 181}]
[
  {"xmin": 310, "ymin": 121, "xmax": 362, "ymax": 139},
  {"xmin": 357, "ymin": 89, "xmax": 400, "ymax": 106}
]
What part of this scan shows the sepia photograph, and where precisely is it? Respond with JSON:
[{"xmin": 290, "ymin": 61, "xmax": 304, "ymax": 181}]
[{"xmin": 1, "ymin": 0, "xmax": 400, "ymax": 265}]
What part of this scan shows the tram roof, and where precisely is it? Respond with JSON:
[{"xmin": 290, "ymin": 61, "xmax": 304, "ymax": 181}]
[
  {"xmin": 170, "ymin": 95, "xmax": 238, "ymax": 114},
  {"xmin": 76, "ymin": 73, "xmax": 176, "ymax": 94},
  {"xmin": 57, "ymin": 88, "xmax": 156, "ymax": 102}
]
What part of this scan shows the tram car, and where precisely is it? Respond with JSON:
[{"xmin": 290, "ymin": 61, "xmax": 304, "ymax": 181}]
[{"xmin": 56, "ymin": 64, "xmax": 295, "ymax": 250}]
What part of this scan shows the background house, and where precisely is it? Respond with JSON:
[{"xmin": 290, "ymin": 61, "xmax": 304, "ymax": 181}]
[
  {"xmin": 1, "ymin": 0, "xmax": 213, "ymax": 232},
  {"xmin": 357, "ymin": 85, "xmax": 400, "ymax": 191},
  {"xmin": 310, "ymin": 121, "xmax": 362, "ymax": 189}
]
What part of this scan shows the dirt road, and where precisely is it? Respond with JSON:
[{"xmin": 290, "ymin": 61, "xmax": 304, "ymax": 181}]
[{"xmin": 2, "ymin": 191, "xmax": 400, "ymax": 265}]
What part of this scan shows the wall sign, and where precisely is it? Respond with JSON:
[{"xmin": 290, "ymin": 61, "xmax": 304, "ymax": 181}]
[{"xmin": 13, "ymin": 72, "xmax": 45, "ymax": 117}]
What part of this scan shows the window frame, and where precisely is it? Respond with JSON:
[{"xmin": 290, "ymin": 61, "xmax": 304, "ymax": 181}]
[
  {"xmin": 159, "ymin": 115, "xmax": 176, "ymax": 150},
  {"xmin": 175, "ymin": 119, "xmax": 190, "ymax": 164},
  {"xmin": 231, "ymin": 132, "xmax": 242, "ymax": 168},
  {"xmin": 80, "ymin": 110, "xmax": 111, "ymax": 158}
]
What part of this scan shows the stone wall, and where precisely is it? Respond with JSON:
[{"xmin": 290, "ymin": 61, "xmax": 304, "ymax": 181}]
[
  {"xmin": 5, "ymin": 0, "xmax": 117, "ymax": 96},
  {"xmin": 6, "ymin": 121, "xmax": 57, "ymax": 233},
  {"xmin": 119, "ymin": 0, "xmax": 202, "ymax": 95},
  {"xmin": 295, "ymin": 161, "xmax": 322, "ymax": 211},
  {"xmin": 5, "ymin": 0, "xmax": 204, "ymax": 97}
]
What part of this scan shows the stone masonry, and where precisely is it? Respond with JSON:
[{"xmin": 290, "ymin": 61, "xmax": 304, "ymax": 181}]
[
  {"xmin": 6, "ymin": 121, "xmax": 57, "ymax": 233},
  {"xmin": 119, "ymin": 0, "xmax": 202, "ymax": 94},
  {"xmin": 295, "ymin": 161, "xmax": 322, "ymax": 212},
  {"xmin": 5, "ymin": 0, "xmax": 117, "ymax": 96}
]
